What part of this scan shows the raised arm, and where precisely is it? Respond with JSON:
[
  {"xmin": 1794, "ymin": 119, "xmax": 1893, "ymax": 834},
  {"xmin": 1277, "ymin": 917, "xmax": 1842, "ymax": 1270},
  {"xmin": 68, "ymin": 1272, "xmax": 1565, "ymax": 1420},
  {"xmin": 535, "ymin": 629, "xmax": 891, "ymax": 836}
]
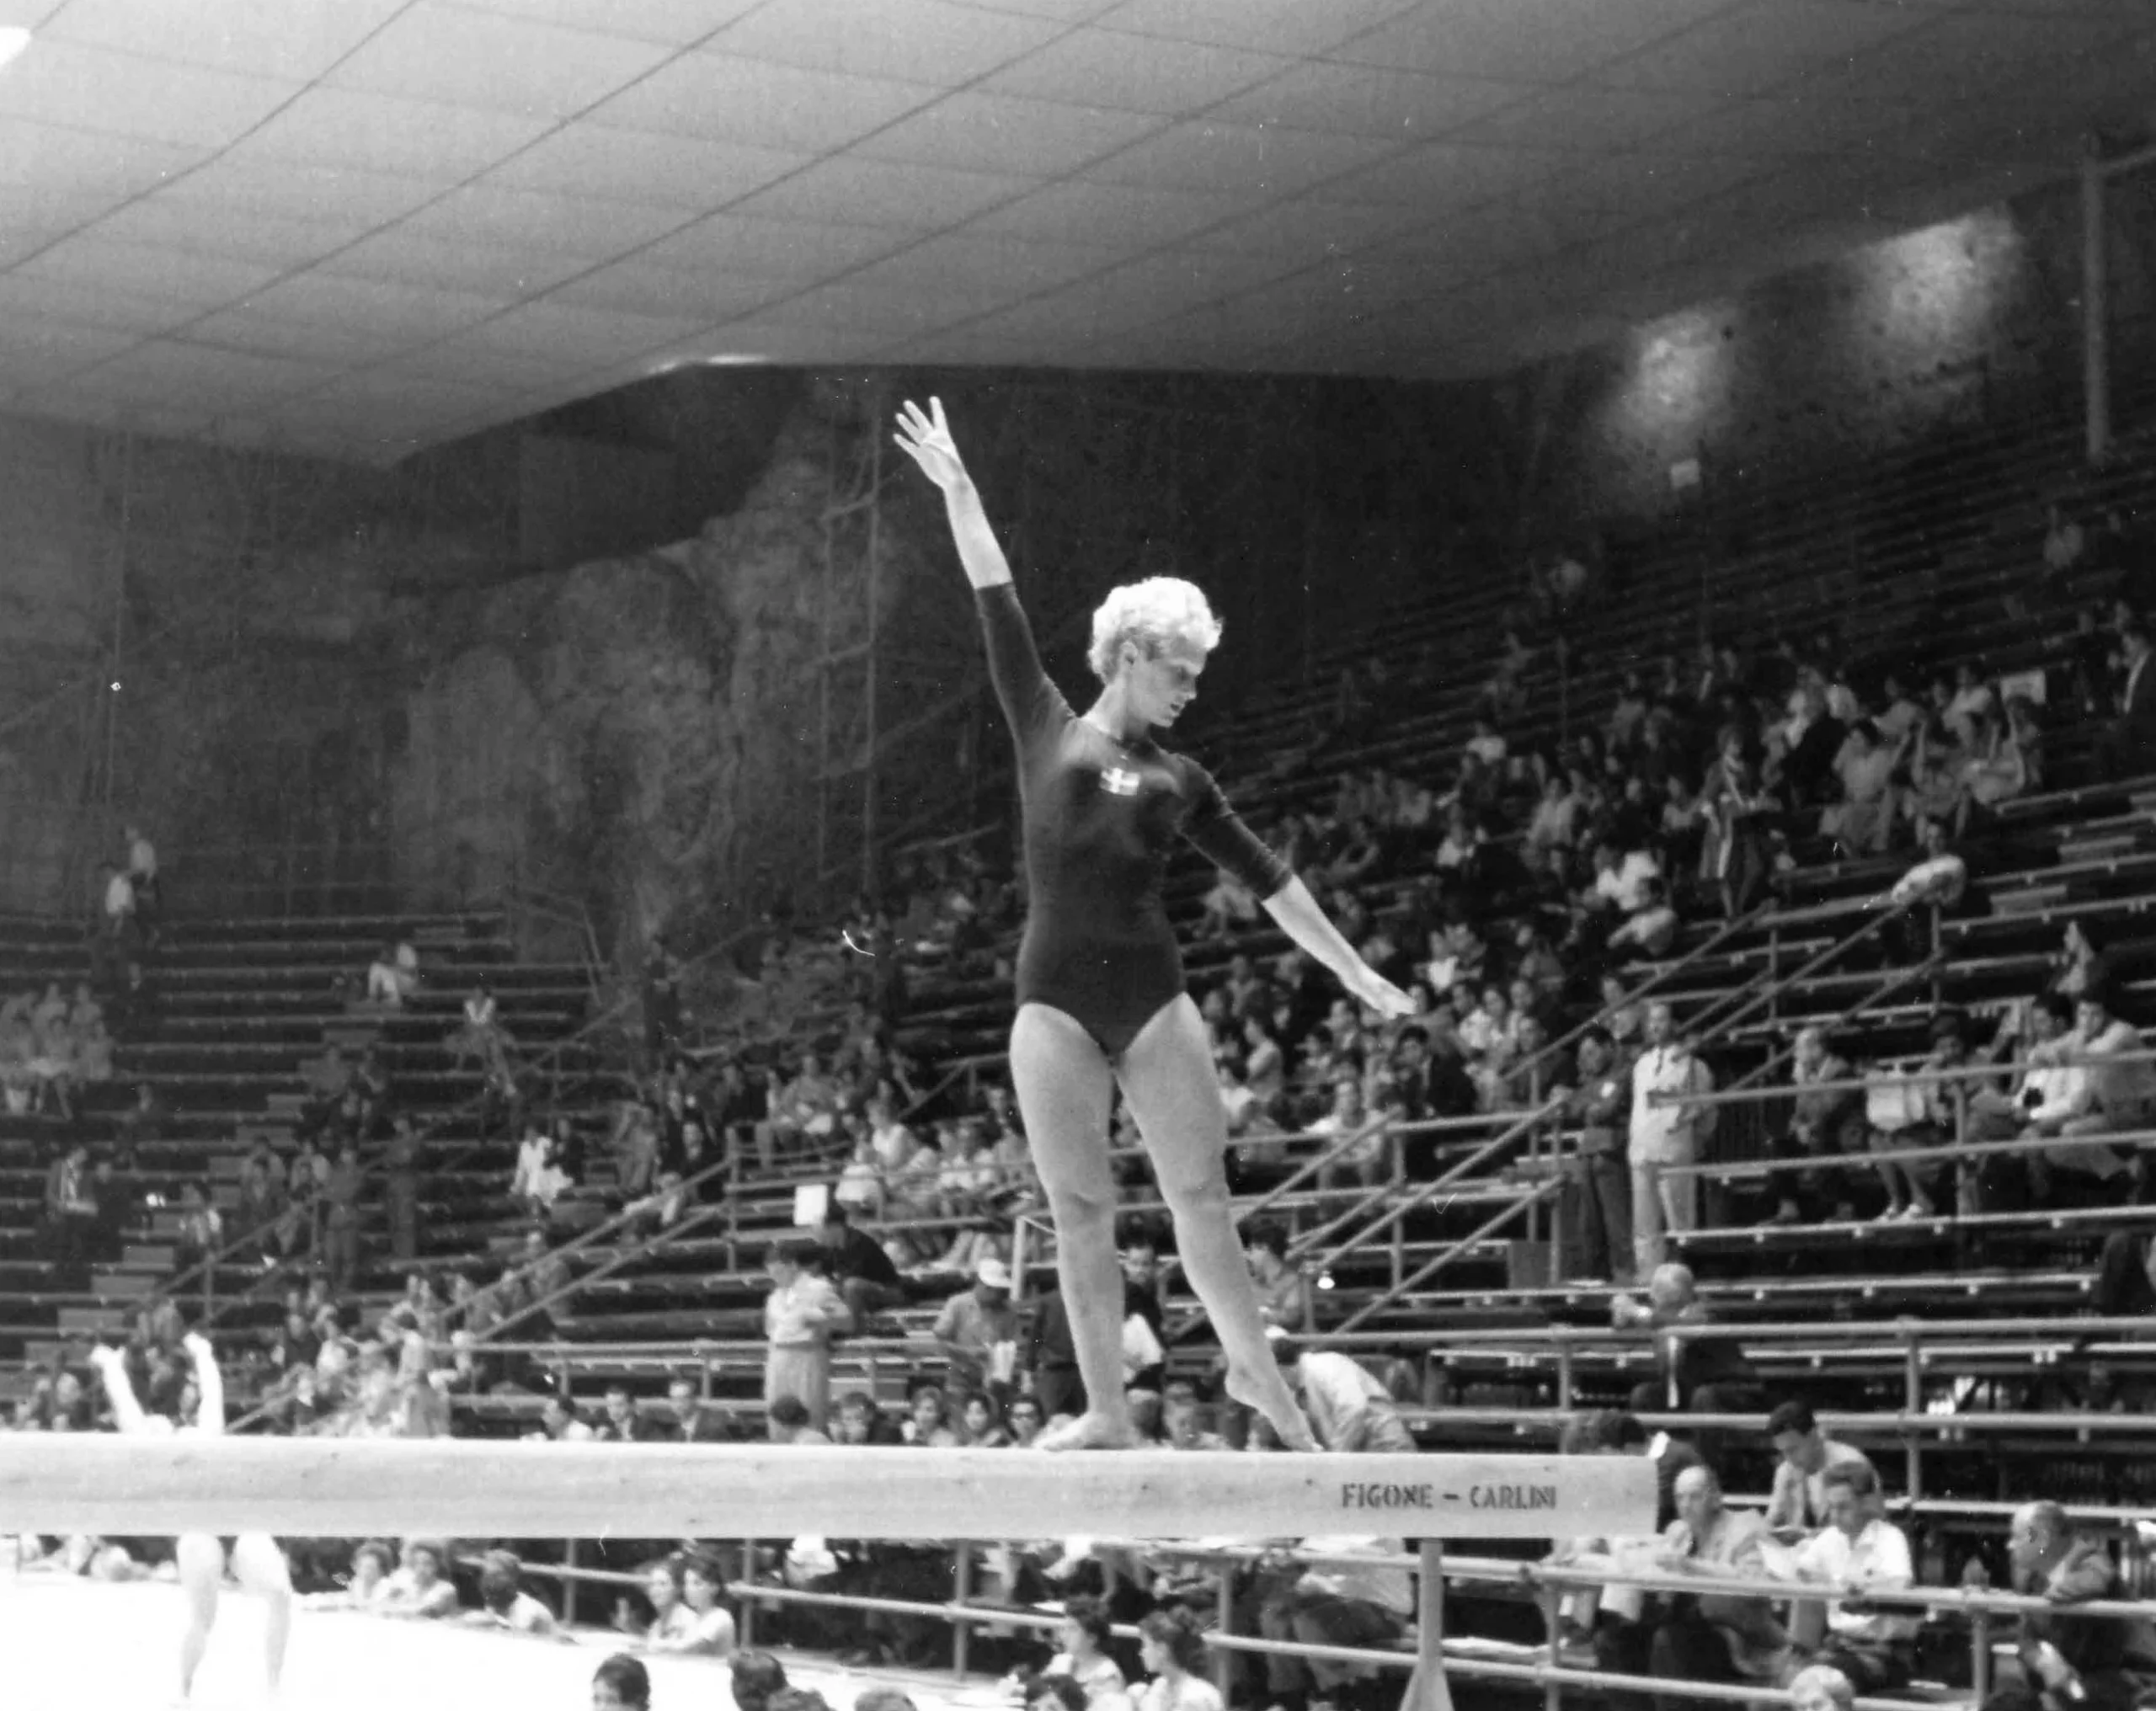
[
  {"xmin": 184, "ymin": 1330, "xmax": 225, "ymax": 1435},
  {"xmin": 894, "ymin": 397, "xmax": 1012, "ymax": 592},
  {"xmin": 87, "ymin": 1344, "xmax": 150, "ymax": 1435}
]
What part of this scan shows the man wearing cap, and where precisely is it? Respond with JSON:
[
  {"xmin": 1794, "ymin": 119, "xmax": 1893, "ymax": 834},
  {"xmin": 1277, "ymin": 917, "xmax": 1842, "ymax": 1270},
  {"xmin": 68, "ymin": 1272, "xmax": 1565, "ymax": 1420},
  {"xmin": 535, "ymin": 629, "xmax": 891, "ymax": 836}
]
[{"xmin": 934, "ymin": 1257, "xmax": 1019, "ymax": 1403}]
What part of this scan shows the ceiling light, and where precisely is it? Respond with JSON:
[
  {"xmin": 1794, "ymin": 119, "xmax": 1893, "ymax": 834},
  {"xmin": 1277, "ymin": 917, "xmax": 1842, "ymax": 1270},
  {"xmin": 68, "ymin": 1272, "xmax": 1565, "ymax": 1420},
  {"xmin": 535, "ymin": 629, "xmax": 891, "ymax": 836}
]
[{"xmin": 0, "ymin": 28, "xmax": 29, "ymax": 70}]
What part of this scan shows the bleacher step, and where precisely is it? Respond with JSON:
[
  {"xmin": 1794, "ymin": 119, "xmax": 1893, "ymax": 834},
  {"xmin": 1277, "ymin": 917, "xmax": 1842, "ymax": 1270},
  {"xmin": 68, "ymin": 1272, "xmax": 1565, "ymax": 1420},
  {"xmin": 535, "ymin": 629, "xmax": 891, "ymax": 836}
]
[
  {"xmin": 56, "ymin": 1305, "xmax": 129, "ymax": 1333},
  {"xmin": 87, "ymin": 1271, "xmax": 157, "ymax": 1298},
  {"xmin": 2058, "ymin": 833, "xmax": 2148, "ymax": 863},
  {"xmin": 1993, "ymin": 883, "xmax": 2070, "ymax": 915},
  {"xmin": 123, "ymin": 1244, "xmax": 176, "ymax": 1269}
]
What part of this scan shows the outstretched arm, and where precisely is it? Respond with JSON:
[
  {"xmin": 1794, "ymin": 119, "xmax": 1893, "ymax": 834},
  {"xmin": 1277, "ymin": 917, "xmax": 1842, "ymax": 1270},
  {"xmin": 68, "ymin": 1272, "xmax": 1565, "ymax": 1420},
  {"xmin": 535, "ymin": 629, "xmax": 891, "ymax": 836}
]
[
  {"xmin": 1261, "ymin": 877, "xmax": 1413, "ymax": 1018},
  {"xmin": 184, "ymin": 1330, "xmax": 225, "ymax": 1435},
  {"xmin": 88, "ymin": 1344, "xmax": 150, "ymax": 1434},
  {"xmin": 894, "ymin": 398, "xmax": 1012, "ymax": 592}
]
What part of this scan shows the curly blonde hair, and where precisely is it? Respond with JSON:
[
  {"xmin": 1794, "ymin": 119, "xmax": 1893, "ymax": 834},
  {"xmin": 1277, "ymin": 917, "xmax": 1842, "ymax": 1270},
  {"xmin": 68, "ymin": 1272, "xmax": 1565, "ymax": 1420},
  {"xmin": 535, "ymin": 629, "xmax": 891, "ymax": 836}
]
[{"xmin": 1086, "ymin": 577, "xmax": 1221, "ymax": 684}]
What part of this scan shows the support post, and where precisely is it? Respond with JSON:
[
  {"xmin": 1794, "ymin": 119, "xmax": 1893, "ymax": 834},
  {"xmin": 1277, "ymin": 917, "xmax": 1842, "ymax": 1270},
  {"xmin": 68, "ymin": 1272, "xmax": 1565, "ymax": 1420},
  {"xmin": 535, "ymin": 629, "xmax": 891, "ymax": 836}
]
[
  {"xmin": 952, "ymin": 1545, "xmax": 972, "ymax": 1678},
  {"xmin": 1401, "ymin": 1539, "xmax": 1455, "ymax": 1711},
  {"xmin": 2084, "ymin": 144, "xmax": 2113, "ymax": 467},
  {"xmin": 563, "ymin": 1537, "xmax": 579, "ymax": 1628}
]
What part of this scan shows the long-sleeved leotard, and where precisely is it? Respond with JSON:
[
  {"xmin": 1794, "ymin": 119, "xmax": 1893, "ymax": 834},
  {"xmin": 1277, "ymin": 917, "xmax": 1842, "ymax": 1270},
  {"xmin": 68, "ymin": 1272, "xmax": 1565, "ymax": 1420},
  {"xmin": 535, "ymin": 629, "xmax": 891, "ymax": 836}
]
[{"xmin": 979, "ymin": 583, "xmax": 1289, "ymax": 1057}]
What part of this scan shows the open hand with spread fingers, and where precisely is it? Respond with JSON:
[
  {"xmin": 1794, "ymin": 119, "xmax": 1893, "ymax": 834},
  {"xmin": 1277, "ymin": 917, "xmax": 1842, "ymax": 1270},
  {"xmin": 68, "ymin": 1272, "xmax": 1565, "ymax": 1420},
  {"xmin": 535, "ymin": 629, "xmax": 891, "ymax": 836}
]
[{"xmin": 894, "ymin": 397, "xmax": 969, "ymax": 492}]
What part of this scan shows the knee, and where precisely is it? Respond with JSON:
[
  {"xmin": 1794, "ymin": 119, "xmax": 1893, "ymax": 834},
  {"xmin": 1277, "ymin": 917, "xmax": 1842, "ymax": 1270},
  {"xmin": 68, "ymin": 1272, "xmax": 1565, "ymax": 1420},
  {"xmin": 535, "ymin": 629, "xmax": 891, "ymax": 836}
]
[{"xmin": 1157, "ymin": 1167, "xmax": 1232, "ymax": 1222}]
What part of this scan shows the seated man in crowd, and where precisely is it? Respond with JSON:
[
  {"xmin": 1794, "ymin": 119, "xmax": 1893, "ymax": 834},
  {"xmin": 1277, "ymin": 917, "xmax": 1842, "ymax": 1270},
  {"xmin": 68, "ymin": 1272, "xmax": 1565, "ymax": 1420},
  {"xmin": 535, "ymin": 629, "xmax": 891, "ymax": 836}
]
[
  {"xmin": 1642, "ymin": 1465, "xmax": 1789, "ymax": 1708},
  {"xmin": 1980, "ymin": 1501, "xmax": 2156, "ymax": 1711},
  {"xmin": 1787, "ymin": 1462, "xmax": 1919, "ymax": 1693},
  {"xmin": 1252, "ymin": 1533, "xmax": 1414, "ymax": 1711},
  {"xmin": 2043, "ymin": 989, "xmax": 2156, "ymax": 1199},
  {"xmin": 1766, "ymin": 1027, "xmax": 1864, "ymax": 1226},
  {"xmin": 1262, "ymin": 1330, "xmax": 1415, "ymax": 1453},
  {"xmin": 1764, "ymin": 1400, "xmax": 1876, "ymax": 1538},
  {"xmin": 1614, "ymin": 1264, "xmax": 1765, "ymax": 1439}
]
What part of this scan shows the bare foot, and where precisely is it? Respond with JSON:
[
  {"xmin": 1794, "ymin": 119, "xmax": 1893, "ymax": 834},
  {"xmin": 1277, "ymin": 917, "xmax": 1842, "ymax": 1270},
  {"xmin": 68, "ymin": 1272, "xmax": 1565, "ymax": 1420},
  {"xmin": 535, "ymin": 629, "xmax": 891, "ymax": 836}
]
[
  {"xmin": 1031, "ymin": 1411, "xmax": 1145, "ymax": 1451},
  {"xmin": 1225, "ymin": 1363, "xmax": 1319, "ymax": 1453}
]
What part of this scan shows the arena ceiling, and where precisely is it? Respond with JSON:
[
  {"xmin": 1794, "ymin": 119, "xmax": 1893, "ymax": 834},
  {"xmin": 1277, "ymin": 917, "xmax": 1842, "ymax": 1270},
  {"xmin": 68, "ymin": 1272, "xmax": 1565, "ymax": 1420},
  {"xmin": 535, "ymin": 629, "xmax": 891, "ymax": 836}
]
[{"xmin": 0, "ymin": 0, "xmax": 2151, "ymax": 463}]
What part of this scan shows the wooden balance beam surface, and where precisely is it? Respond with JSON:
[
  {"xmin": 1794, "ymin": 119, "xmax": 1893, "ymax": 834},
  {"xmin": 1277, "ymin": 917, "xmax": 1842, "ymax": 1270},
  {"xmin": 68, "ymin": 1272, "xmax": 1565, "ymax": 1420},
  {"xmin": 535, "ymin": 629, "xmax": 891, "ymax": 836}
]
[{"xmin": 0, "ymin": 1440, "xmax": 1653, "ymax": 1542}]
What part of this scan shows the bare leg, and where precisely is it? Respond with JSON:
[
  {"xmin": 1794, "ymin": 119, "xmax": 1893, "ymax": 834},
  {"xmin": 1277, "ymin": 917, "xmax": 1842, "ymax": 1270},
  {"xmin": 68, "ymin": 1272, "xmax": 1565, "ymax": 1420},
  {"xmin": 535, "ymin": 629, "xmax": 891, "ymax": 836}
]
[
  {"xmin": 1008, "ymin": 1004, "xmax": 1134, "ymax": 1449},
  {"xmin": 176, "ymin": 1532, "xmax": 223, "ymax": 1698},
  {"xmin": 232, "ymin": 1532, "xmax": 293, "ymax": 1692},
  {"xmin": 1118, "ymin": 997, "xmax": 1318, "ymax": 1452}
]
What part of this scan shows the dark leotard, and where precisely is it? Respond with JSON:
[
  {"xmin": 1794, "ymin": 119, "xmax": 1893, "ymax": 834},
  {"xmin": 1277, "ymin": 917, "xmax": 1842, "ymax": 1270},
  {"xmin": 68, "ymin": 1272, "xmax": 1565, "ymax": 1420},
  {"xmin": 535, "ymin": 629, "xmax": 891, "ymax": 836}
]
[{"xmin": 979, "ymin": 583, "xmax": 1289, "ymax": 1058}]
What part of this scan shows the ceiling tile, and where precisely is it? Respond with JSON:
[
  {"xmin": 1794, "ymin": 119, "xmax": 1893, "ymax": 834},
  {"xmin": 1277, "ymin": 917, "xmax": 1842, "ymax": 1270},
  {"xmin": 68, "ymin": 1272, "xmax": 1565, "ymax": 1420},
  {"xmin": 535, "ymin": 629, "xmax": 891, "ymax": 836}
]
[
  {"xmin": 185, "ymin": 306, "xmax": 416, "ymax": 365},
  {"xmin": 964, "ymin": 181, "xmax": 1256, "ymax": 246},
  {"xmin": 236, "ymin": 273, "xmax": 511, "ymax": 341},
  {"xmin": 1643, "ymin": 90, "xmax": 1906, "ymax": 160},
  {"xmin": 839, "ymin": 235, "xmax": 1124, "ymax": 306},
  {"xmin": 851, "ymin": 93, "xmax": 1162, "ymax": 175},
  {"xmin": 725, "ymin": 157, "xmax": 1034, "ymax": 230},
  {"xmin": 738, "ymin": 281, "xmax": 968, "ymax": 338},
  {"xmin": 639, "ymin": 214, "xmax": 913, "ymax": 282},
  {"xmin": 1451, "ymin": 85, "xmax": 1726, "ymax": 152},
  {"xmin": 365, "ymin": 340, "xmax": 590, "ymax": 392},
  {"xmin": 394, "ymin": 185, "xmax": 689, "ymax": 257},
  {"xmin": 321, "ymin": 228, "xmax": 595, "ymax": 297},
  {"xmin": 590, "ymin": 52, "xmax": 937, "ymax": 152},
  {"xmin": 0, "ymin": 319, "xmax": 140, "ymax": 384},
  {"xmin": 1323, "ymin": 141, "xmax": 1565, "ymax": 209},
  {"xmin": 42, "ymin": 0, "xmax": 407, "ymax": 80},
  {"xmin": 1212, "ymin": 64, "xmax": 1538, "ymax": 138},
  {"xmin": 149, "ymin": 157, "xmax": 447, "ymax": 228},
  {"xmin": 1182, "ymin": 198, "xmax": 1421, "ymax": 260},
  {"xmin": 0, "ymin": 273, "xmax": 192, "ymax": 335},
  {"xmin": 708, "ymin": 0, "xmax": 1063, "ymax": 83},
  {"xmin": 232, "ymin": 88, "xmax": 553, "ymax": 180},
  {"xmin": 1590, "ymin": 0, "xmax": 1938, "ymax": 95},
  {"xmin": 0, "ymin": 43, "xmax": 300, "ymax": 147},
  {"xmin": 14, "ymin": 237, "xmax": 279, "ymax": 307},
  {"xmin": 1094, "ymin": 0, "xmax": 1417, "ymax": 55},
  {"xmin": 982, "ymin": 29, "xmax": 1291, "ymax": 113},
  {"xmin": 480, "ymin": 126, "xmax": 809, "ymax": 207},
  {"xmin": 324, "ymin": 3, "xmax": 675, "ymax": 119},
  {"xmin": 0, "ymin": 120, "xmax": 204, "ymax": 197},
  {"xmin": 548, "ymin": 261, "xmax": 785, "ymax": 321},
  {"xmin": 88, "ymin": 199, "xmax": 382, "ymax": 267},
  {"xmin": 444, "ymin": 0, "xmax": 763, "ymax": 43},
  {"xmin": 1080, "ymin": 121, "xmax": 1396, "ymax": 198},
  {"xmin": 80, "ymin": 339, "xmax": 338, "ymax": 402},
  {"xmin": 1334, "ymin": 0, "xmax": 1744, "ymax": 80},
  {"xmin": 457, "ymin": 301, "xmax": 705, "ymax": 364}
]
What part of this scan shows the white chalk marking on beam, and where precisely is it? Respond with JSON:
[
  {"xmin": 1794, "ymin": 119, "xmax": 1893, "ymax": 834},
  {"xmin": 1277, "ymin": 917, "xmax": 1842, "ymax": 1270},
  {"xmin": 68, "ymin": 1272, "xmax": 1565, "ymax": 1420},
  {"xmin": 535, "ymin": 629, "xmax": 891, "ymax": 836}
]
[{"xmin": 0, "ymin": 1441, "xmax": 1653, "ymax": 1543}]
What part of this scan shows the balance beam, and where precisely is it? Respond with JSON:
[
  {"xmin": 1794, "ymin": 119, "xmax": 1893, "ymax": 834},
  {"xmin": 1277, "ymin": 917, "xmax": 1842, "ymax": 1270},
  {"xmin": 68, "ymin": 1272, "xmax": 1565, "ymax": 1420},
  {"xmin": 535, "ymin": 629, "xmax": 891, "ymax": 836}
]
[{"xmin": 0, "ymin": 1439, "xmax": 1652, "ymax": 1542}]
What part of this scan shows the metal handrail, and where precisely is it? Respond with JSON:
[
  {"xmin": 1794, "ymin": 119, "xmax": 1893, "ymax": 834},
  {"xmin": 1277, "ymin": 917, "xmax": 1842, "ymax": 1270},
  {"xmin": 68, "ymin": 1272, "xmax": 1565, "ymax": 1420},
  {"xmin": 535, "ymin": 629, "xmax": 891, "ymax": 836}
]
[
  {"xmin": 1334, "ymin": 1180, "xmax": 1562, "ymax": 1334},
  {"xmin": 156, "ymin": 915, "xmax": 770, "ymax": 1316}
]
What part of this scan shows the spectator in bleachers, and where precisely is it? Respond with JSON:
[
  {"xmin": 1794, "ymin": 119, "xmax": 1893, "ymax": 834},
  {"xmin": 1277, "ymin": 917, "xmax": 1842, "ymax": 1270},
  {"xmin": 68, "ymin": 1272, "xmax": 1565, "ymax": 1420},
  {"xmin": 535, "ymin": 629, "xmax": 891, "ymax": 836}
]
[
  {"xmin": 1310, "ymin": 1074, "xmax": 1390, "ymax": 1197},
  {"xmin": 1697, "ymin": 735, "xmax": 1780, "ymax": 918},
  {"xmin": 379, "ymin": 1538, "xmax": 458, "ymax": 1619},
  {"xmin": 590, "ymin": 1654, "xmax": 651, "ymax": 1711},
  {"xmin": 1252, "ymin": 1533, "xmax": 1414, "ymax": 1711},
  {"xmin": 2047, "ymin": 990, "xmax": 2156, "ymax": 1194},
  {"xmin": 364, "ymin": 937, "xmax": 419, "ymax": 1009},
  {"xmin": 815, "ymin": 1202, "xmax": 907, "ymax": 1334},
  {"xmin": 1764, "ymin": 1401, "xmax": 1875, "ymax": 1538},
  {"xmin": 764, "ymin": 1239, "xmax": 843, "ymax": 1434},
  {"xmin": 1820, "ymin": 721, "xmax": 1901, "ymax": 858},
  {"xmin": 646, "ymin": 1550, "xmax": 736, "ymax": 1656},
  {"xmin": 1642, "ymin": 1464, "xmax": 1788, "ymax": 1705},
  {"xmin": 511, "ymin": 1122, "xmax": 569, "ymax": 1223},
  {"xmin": 1136, "ymin": 1607, "xmax": 1222, "ymax": 1711},
  {"xmin": 447, "ymin": 982, "xmax": 514, "ymax": 1083},
  {"xmin": 41, "ymin": 1141, "xmax": 98, "ymax": 1281},
  {"xmin": 1785, "ymin": 1460, "xmax": 1918, "ymax": 1694},
  {"xmin": 1556, "ymin": 1027, "xmax": 1633, "ymax": 1282},
  {"xmin": 1863, "ymin": 1012, "xmax": 1966, "ymax": 1222},
  {"xmin": 594, "ymin": 1384, "xmax": 657, "ymax": 1444},
  {"xmin": 1766, "ymin": 1027, "xmax": 1864, "ymax": 1227},
  {"xmin": 463, "ymin": 1548, "xmax": 557, "ymax": 1635},
  {"xmin": 2095, "ymin": 621, "xmax": 2156, "ymax": 779},
  {"xmin": 1787, "ymin": 1664, "xmax": 1855, "ymax": 1711},
  {"xmin": 1614, "ymin": 1264, "xmax": 1764, "ymax": 1426},
  {"xmin": 1628, "ymin": 1003, "xmax": 1715, "ymax": 1278},
  {"xmin": 1242, "ymin": 1219, "xmax": 1310, "ymax": 1330},
  {"xmin": 1979, "ymin": 1502, "xmax": 2156, "ymax": 1711},
  {"xmin": 767, "ymin": 1394, "xmax": 830, "ymax": 1445},
  {"xmin": 1262, "ymin": 1332, "xmax": 1414, "ymax": 1453},
  {"xmin": 934, "ymin": 1256, "xmax": 1018, "ymax": 1402}
]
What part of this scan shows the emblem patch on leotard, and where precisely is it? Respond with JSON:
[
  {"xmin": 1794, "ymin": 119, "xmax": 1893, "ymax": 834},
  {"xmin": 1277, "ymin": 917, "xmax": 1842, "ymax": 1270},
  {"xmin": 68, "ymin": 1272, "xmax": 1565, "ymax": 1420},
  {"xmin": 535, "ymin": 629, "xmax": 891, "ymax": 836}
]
[{"xmin": 1102, "ymin": 765, "xmax": 1142, "ymax": 796}]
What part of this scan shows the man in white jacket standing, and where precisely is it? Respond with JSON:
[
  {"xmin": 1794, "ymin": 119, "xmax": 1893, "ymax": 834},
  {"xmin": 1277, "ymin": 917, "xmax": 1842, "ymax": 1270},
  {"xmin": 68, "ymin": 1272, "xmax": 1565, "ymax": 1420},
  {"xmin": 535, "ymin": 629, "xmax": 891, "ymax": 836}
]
[{"xmin": 1629, "ymin": 1003, "xmax": 1716, "ymax": 1280}]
